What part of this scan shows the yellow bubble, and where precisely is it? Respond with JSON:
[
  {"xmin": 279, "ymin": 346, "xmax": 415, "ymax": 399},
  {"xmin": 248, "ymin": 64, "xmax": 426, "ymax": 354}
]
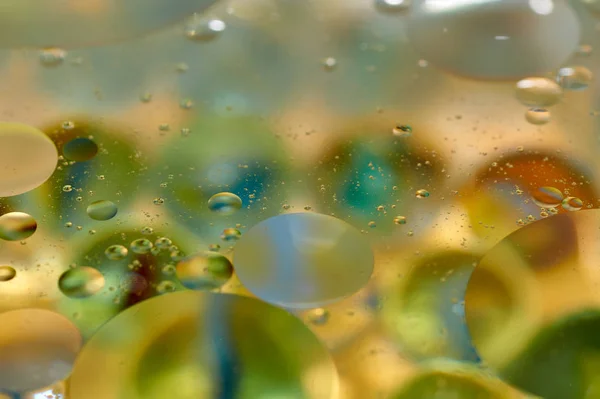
[
  {"xmin": 556, "ymin": 66, "xmax": 594, "ymax": 91},
  {"xmin": 156, "ymin": 280, "xmax": 177, "ymax": 294},
  {"xmin": 561, "ymin": 196, "xmax": 583, "ymax": 211},
  {"xmin": 394, "ymin": 215, "xmax": 407, "ymax": 225},
  {"xmin": 130, "ymin": 238, "xmax": 153, "ymax": 254},
  {"xmin": 392, "ymin": 124, "xmax": 412, "ymax": 137},
  {"xmin": 86, "ymin": 200, "xmax": 118, "ymax": 221},
  {"xmin": 104, "ymin": 245, "xmax": 128, "ymax": 261},
  {"xmin": 58, "ymin": 267, "xmax": 105, "ymax": 298},
  {"xmin": 531, "ymin": 186, "xmax": 564, "ymax": 208},
  {"xmin": 515, "ymin": 77, "xmax": 563, "ymax": 107},
  {"xmin": 0, "ymin": 122, "xmax": 58, "ymax": 197},
  {"xmin": 207, "ymin": 192, "xmax": 242, "ymax": 215},
  {"xmin": 0, "ymin": 212, "xmax": 37, "ymax": 241},
  {"xmin": 525, "ymin": 108, "xmax": 551, "ymax": 125},
  {"xmin": 415, "ymin": 189, "xmax": 430, "ymax": 198},
  {"xmin": 221, "ymin": 227, "xmax": 241, "ymax": 241},
  {"xmin": 63, "ymin": 137, "xmax": 98, "ymax": 162},
  {"xmin": 176, "ymin": 252, "xmax": 234, "ymax": 290},
  {"xmin": 0, "ymin": 265, "xmax": 16, "ymax": 282},
  {"xmin": 154, "ymin": 237, "xmax": 172, "ymax": 250},
  {"xmin": 307, "ymin": 308, "xmax": 330, "ymax": 326}
]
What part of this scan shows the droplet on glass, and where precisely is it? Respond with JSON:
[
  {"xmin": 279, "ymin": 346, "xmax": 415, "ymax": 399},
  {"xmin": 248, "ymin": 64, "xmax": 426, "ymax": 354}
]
[
  {"xmin": 130, "ymin": 238, "xmax": 153, "ymax": 254},
  {"xmin": 154, "ymin": 237, "xmax": 172, "ymax": 250},
  {"xmin": 415, "ymin": 189, "xmax": 430, "ymax": 199},
  {"xmin": 556, "ymin": 66, "xmax": 593, "ymax": 91},
  {"xmin": 39, "ymin": 47, "xmax": 66, "ymax": 67},
  {"xmin": 86, "ymin": 200, "xmax": 118, "ymax": 221},
  {"xmin": 104, "ymin": 245, "xmax": 128, "ymax": 261},
  {"xmin": 531, "ymin": 186, "xmax": 564, "ymax": 208},
  {"xmin": 63, "ymin": 137, "xmax": 98, "ymax": 162},
  {"xmin": 0, "ymin": 212, "xmax": 37, "ymax": 241},
  {"xmin": 561, "ymin": 196, "xmax": 583, "ymax": 211},
  {"xmin": 184, "ymin": 18, "xmax": 226, "ymax": 41},
  {"xmin": 0, "ymin": 266, "xmax": 16, "ymax": 282},
  {"xmin": 207, "ymin": 192, "xmax": 242, "ymax": 215},
  {"xmin": 525, "ymin": 108, "xmax": 551, "ymax": 125},
  {"xmin": 156, "ymin": 280, "xmax": 176, "ymax": 294},
  {"xmin": 392, "ymin": 124, "xmax": 412, "ymax": 137},
  {"xmin": 516, "ymin": 77, "xmax": 563, "ymax": 107},
  {"xmin": 176, "ymin": 251, "xmax": 234, "ymax": 290},
  {"xmin": 58, "ymin": 267, "xmax": 105, "ymax": 298}
]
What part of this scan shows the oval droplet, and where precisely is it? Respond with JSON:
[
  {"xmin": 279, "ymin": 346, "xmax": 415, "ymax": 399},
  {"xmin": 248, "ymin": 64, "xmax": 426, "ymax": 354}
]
[
  {"xmin": 207, "ymin": 192, "xmax": 243, "ymax": 215},
  {"xmin": 130, "ymin": 238, "xmax": 153, "ymax": 254},
  {"xmin": 0, "ymin": 266, "xmax": 16, "ymax": 282},
  {"xmin": 562, "ymin": 196, "xmax": 583, "ymax": 211},
  {"xmin": 415, "ymin": 189, "xmax": 430, "ymax": 199},
  {"xmin": 531, "ymin": 186, "xmax": 564, "ymax": 208},
  {"xmin": 184, "ymin": 18, "xmax": 226, "ymax": 41},
  {"xmin": 58, "ymin": 267, "xmax": 105, "ymax": 299},
  {"xmin": 63, "ymin": 137, "xmax": 98, "ymax": 162},
  {"xmin": 307, "ymin": 308, "xmax": 330, "ymax": 326},
  {"xmin": 516, "ymin": 77, "xmax": 563, "ymax": 107},
  {"xmin": 525, "ymin": 108, "xmax": 551, "ymax": 125},
  {"xmin": 176, "ymin": 251, "xmax": 234, "ymax": 290},
  {"xmin": 556, "ymin": 66, "xmax": 593, "ymax": 91},
  {"xmin": 86, "ymin": 200, "xmax": 118, "ymax": 221},
  {"xmin": 394, "ymin": 215, "xmax": 407, "ymax": 225},
  {"xmin": 0, "ymin": 212, "xmax": 37, "ymax": 241},
  {"xmin": 392, "ymin": 124, "xmax": 412, "ymax": 137},
  {"xmin": 104, "ymin": 245, "xmax": 129, "ymax": 261}
]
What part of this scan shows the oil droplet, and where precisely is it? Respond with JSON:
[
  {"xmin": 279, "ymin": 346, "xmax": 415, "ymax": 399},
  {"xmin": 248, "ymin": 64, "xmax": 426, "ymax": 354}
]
[
  {"xmin": 153, "ymin": 197, "xmax": 165, "ymax": 205},
  {"xmin": 0, "ymin": 122, "xmax": 58, "ymax": 197},
  {"xmin": 58, "ymin": 267, "xmax": 105, "ymax": 298},
  {"xmin": 176, "ymin": 251, "xmax": 234, "ymax": 290},
  {"xmin": 162, "ymin": 264, "xmax": 176, "ymax": 275},
  {"xmin": 39, "ymin": 47, "xmax": 66, "ymax": 67},
  {"xmin": 525, "ymin": 108, "xmax": 551, "ymax": 125},
  {"xmin": 63, "ymin": 137, "xmax": 98, "ymax": 162},
  {"xmin": 86, "ymin": 200, "xmax": 118, "ymax": 221},
  {"xmin": 179, "ymin": 98, "xmax": 194, "ymax": 109},
  {"xmin": 155, "ymin": 237, "xmax": 172, "ymax": 250},
  {"xmin": 207, "ymin": 192, "xmax": 243, "ymax": 215},
  {"xmin": 184, "ymin": 18, "xmax": 226, "ymax": 41},
  {"xmin": 394, "ymin": 215, "xmax": 407, "ymax": 225},
  {"xmin": 322, "ymin": 57, "xmax": 337, "ymax": 71},
  {"xmin": 0, "ymin": 212, "xmax": 37, "ymax": 241},
  {"xmin": 141, "ymin": 227, "xmax": 154, "ymax": 235},
  {"xmin": 415, "ymin": 189, "xmax": 430, "ymax": 199},
  {"xmin": 140, "ymin": 92, "xmax": 152, "ymax": 103},
  {"xmin": 0, "ymin": 266, "xmax": 16, "ymax": 282},
  {"xmin": 62, "ymin": 185, "xmax": 73, "ymax": 192},
  {"xmin": 375, "ymin": 0, "xmax": 411, "ymax": 13},
  {"xmin": 556, "ymin": 66, "xmax": 593, "ymax": 91},
  {"xmin": 221, "ymin": 228, "xmax": 241, "ymax": 241},
  {"xmin": 531, "ymin": 186, "xmax": 564, "ymax": 208},
  {"xmin": 130, "ymin": 238, "xmax": 153, "ymax": 254},
  {"xmin": 62, "ymin": 121, "xmax": 75, "ymax": 130},
  {"xmin": 156, "ymin": 280, "xmax": 176, "ymax": 294},
  {"xmin": 104, "ymin": 245, "xmax": 128, "ymax": 261},
  {"xmin": 208, "ymin": 243, "xmax": 221, "ymax": 252},
  {"xmin": 392, "ymin": 124, "xmax": 412, "ymax": 137},
  {"xmin": 516, "ymin": 77, "xmax": 563, "ymax": 107},
  {"xmin": 307, "ymin": 308, "xmax": 330, "ymax": 326},
  {"xmin": 562, "ymin": 196, "xmax": 583, "ymax": 211},
  {"xmin": 368, "ymin": 221, "xmax": 377, "ymax": 228}
]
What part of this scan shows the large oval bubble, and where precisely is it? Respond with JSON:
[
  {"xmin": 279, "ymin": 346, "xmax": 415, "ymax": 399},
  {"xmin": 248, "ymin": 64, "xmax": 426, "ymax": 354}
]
[{"xmin": 406, "ymin": 0, "xmax": 580, "ymax": 79}]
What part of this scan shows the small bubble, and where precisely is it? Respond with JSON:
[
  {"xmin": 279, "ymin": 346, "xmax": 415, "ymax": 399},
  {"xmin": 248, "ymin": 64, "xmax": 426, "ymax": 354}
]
[
  {"xmin": 185, "ymin": 18, "xmax": 226, "ymax": 41},
  {"xmin": 180, "ymin": 98, "xmax": 194, "ymax": 110},
  {"xmin": 86, "ymin": 200, "xmax": 118, "ymax": 221},
  {"xmin": 65, "ymin": 222, "xmax": 73, "ymax": 228},
  {"xmin": 515, "ymin": 77, "xmax": 563, "ymax": 107},
  {"xmin": 140, "ymin": 92, "xmax": 152, "ymax": 103},
  {"xmin": 392, "ymin": 124, "xmax": 412, "ymax": 137},
  {"xmin": 415, "ymin": 189, "xmax": 430, "ymax": 199},
  {"xmin": 207, "ymin": 192, "xmax": 243, "ymax": 215},
  {"xmin": 141, "ymin": 226, "xmax": 154, "ymax": 235},
  {"xmin": 130, "ymin": 238, "xmax": 153, "ymax": 254},
  {"xmin": 562, "ymin": 196, "xmax": 583, "ymax": 211},
  {"xmin": 208, "ymin": 243, "xmax": 221, "ymax": 252},
  {"xmin": 0, "ymin": 212, "xmax": 37, "ymax": 241},
  {"xmin": 97, "ymin": 175, "xmax": 105, "ymax": 180},
  {"xmin": 525, "ymin": 108, "xmax": 551, "ymax": 125},
  {"xmin": 62, "ymin": 121, "xmax": 75, "ymax": 130},
  {"xmin": 0, "ymin": 266, "xmax": 16, "ymax": 282},
  {"xmin": 282, "ymin": 204, "xmax": 291, "ymax": 210},
  {"xmin": 556, "ymin": 66, "xmax": 593, "ymax": 91},
  {"xmin": 156, "ymin": 280, "xmax": 177, "ymax": 294},
  {"xmin": 105, "ymin": 245, "xmax": 129, "ymax": 261},
  {"xmin": 307, "ymin": 308, "xmax": 330, "ymax": 326},
  {"xmin": 393, "ymin": 216, "xmax": 407, "ymax": 225},
  {"xmin": 155, "ymin": 237, "xmax": 172, "ymax": 249},
  {"xmin": 221, "ymin": 228, "xmax": 241, "ymax": 241},
  {"xmin": 153, "ymin": 197, "xmax": 165, "ymax": 205},
  {"xmin": 158, "ymin": 124, "xmax": 170, "ymax": 132},
  {"xmin": 322, "ymin": 57, "xmax": 337, "ymax": 71},
  {"xmin": 176, "ymin": 251, "xmax": 234, "ymax": 290},
  {"xmin": 63, "ymin": 137, "xmax": 98, "ymax": 162},
  {"xmin": 162, "ymin": 264, "xmax": 176, "ymax": 275},
  {"xmin": 577, "ymin": 44, "xmax": 593, "ymax": 57},
  {"xmin": 39, "ymin": 47, "xmax": 66, "ymax": 67},
  {"xmin": 58, "ymin": 267, "xmax": 105, "ymax": 298},
  {"xmin": 76, "ymin": 196, "xmax": 83, "ymax": 202},
  {"xmin": 304, "ymin": 205, "xmax": 312, "ymax": 211},
  {"xmin": 368, "ymin": 221, "xmax": 377, "ymax": 228},
  {"xmin": 62, "ymin": 185, "xmax": 73, "ymax": 192},
  {"xmin": 170, "ymin": 250, "xmax": 186, "ymax": 262}
]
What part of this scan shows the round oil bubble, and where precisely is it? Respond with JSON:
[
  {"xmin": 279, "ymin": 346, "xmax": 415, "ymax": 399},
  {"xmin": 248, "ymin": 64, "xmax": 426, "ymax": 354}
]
[
  {"xmin": 0, "ymin": 123, "xmax": 58, "ymax": 197},
  {"xmin": 525, "ymin": 108, "xmax": 551, "ymax": 125},
  {"xmin": 233, "ymin": 212, "xmax": 374, "ymax": 308},
  {"xmin": 86, "ymin": 200, "xmax": 118, "ymax": 221},
  {"xmin": 62, "ymin": 137, "xmax": 98, "ymax": 162},
  {"xmin": 0, "ymin": 0, "xmax": 220, "ymax": 48},
  {"xmin": 176, "ymin": 252, "xmax": 234, "ymax": 290},
  {"xmin": 561, "ymin": 196, "xmax": 583, "ymax": 211},
  {"xmin": 531, "ymin": 186, "xmax": 564, "ymax": 208},
  {"xmin": 0, "ymin": 266, "xmax": 16, "ymax": 282},
  {"xmin": 556, "ymin": 66, "xmax": 593, "ymax": 91},
  {"xmin": 68, "ymin": 291, "xmax": 337, "ymax": 399},
  {"xmin": 207, "ymin": 192, "xmax": 243, "ymax": 215},
  {"xmin": 130, "ymin": 238, "xmax": 153, "ymax": 254},
  {"xmin": 515, "ymin": 77, "xmax": 563, "ymax": 107},
  {"xmin": 406, "ymin": 0, "xmax": 580, "ymax": 80},
  {"xmin": 104, "ymin": 245, "xmax": 129, "ymax": 261},
  {"xmin": 0, "ymin": 309, "xmax": 82, "ymax": 393},
  {"xmin": 58, "ymin": 267, "xmax": 105, "ymax": 299},
  {"xmin": 0, "ymin": 212, "xmax": 37, "ymax": 241}
]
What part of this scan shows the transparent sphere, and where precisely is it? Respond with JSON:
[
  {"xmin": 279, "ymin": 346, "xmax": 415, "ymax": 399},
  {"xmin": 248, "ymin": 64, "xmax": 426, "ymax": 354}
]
[
  {"xmin": 233, "ymin": 213, "xmax": 374, "ymax": 308},
  {"xmin": 0, "ymin": 0, "xmax": 220, "ymax": 48},
  {"xmin": 406, "ymin": 0, "xmax": 580, "ymax": 79}
]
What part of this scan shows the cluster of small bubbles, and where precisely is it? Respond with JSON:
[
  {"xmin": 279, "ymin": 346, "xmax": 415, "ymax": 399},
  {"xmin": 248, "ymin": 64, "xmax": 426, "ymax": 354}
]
[
  {"xmin": 176, "ymin": 251, "xmax": 234, "ymax": 290},
  {"xmin": 58, "ymin": 267, "xmax": 105, "ymax": 298},
  {"xmin": 153, "ymin": 197, "xmax": 165, "ymax": 205},
  {"xmin": 562, "ymin": 196, "xmax": 583, "ymax": 211},
  {"xmin": 62, "ymin": 121, "xmax": 75, "ymax": 130},
  {"xmin": 531, "ymin": 186, "xmax": 564, "ymax": 208},
  {"xmin": 141, "ymin": 227, "xmax": 154, "ymax": 235},
  {"xmin": 154, "ymin": 237, "xmax": 172, "ymax": 249},
  {"xmin": 156, "ymin": 280, "xmax": 176, "ymax": 294},
  {"xmin": 415, "ymin": 189, "xmax": 430, "ymax": 199},
  {"xmin": 0, "ymin": 266, "xmax": 16, "ymax": 282},
  {"xmin": 207, "ymin": 192, "xmax": 243, "ymax": 215},
  {"xmin": 392, "ymin": 124, "xmax": 412, "ymax": 138},
  {"xmin": 556, "ymin": 66, "xmax": 593, "ymax": 91},
  {"xmin": 139, "ymin": 92, "xmax": 152, "ymax": 103},
  {"xmin": 63, "ymin": 137, "xmax": 98, "ymax": 162},
  {"xmin": 86, "ymin": 200, "xmax": 118, "ymax": 221},
  {"xmin": 39, "ymin": 47, "xmax": 66, "ymax": 67},
  {"xmin": 221, "ymin": 227, "xmax": 241, "ymax": 241},
  {"xmin": 180, "ymin": 127, "xmax": 191, "ymax": 137},
  {"xmin": 515, "ymin": 77, "xmax": 563, "ymax": 107},
  {"xmin": 130, "ymin": 238, "xmax": 153, "ymax": 254},
  {"xmin": 525, "ymin": 108, "xmax": 551, "ymax": 125},
  {"xmin": 162, "ymin": 264, "xmax": 176, "ymax": 275},
  {"xmin": 179, "ymin": 98, "xmax": 194, "ymax": 110},
  {"xmin": 374, "ymin": 0, "xmax": 411, "ymax": 13},
  {"xmin": 306, "ymin": 308, "xmax": 330, "ymax": 326},
  {"xmin": 393, "ymin": 215, "xmax": 407, "ymax": 225},
  {"xmin": 322, "ymin": 57, "xmax": 337, "ymax": 71},
  {"xmin": 158, "ymin": 124, "xmax": 170, "ymax": 132},
  {"xmin": 104, "ymin": 245, "xmax": 128, "ymax": 261},
  {"xmin": 62, "ymin": 185, "xmax": 73, "ymax": 192},
  {"xmin": 184, "ymin": 18, "xmax": 226, "ymax": 41},
  {"xmin": 208, "ymin": 243, "xmax": 221, "ymax": 252},
  {"xmin": 0, "ymin": 212, "xmax": 37, "ymax": 241}
]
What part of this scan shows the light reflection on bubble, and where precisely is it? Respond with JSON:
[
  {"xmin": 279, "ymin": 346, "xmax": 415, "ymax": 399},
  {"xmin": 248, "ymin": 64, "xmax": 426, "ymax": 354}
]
[
  {"xmin": 58, "ymin": 267, "xmax": 105, "ymax": 299},
  {"xmin": 0, "ymin": 212, "xmax": 37, "ymax": 241},
  {"xmin": 176, "ymin": 252, "xmax": 234, "ymax": 290}
]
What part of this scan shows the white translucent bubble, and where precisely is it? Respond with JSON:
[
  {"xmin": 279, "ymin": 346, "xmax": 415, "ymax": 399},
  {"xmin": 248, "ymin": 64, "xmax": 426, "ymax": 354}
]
[
  {"xmin": 233, "ymin": 213, "xmax": 374, "ymax": 308},
  {"xmin": 515, "ymin": 77, "xmax": 563, "ymax": 107},
  {"xmin": 0, "ymin": 0, "xmax": 220, "ymax": 48},
  {"xmin": 0, "ymin": 123, "xmax": 57, "ymax": 197},
  {"xmin": 556, "ymin": 66, "xmax": 593, "ymax": 91},
  {"xmin": 406, "ymin": 0, "xmax": 580, "ymax": 79}
]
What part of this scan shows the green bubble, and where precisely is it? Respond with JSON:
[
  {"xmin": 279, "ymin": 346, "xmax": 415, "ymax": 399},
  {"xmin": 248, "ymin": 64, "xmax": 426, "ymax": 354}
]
[
  {"xmin": 207, "ymin": 192, "xmax": 242, "ymax": 215},
  {"xmin": 0, "ymin": 212, "xmax": 37, "ymax": 241},
  {"xmin": 63, "ymin": 137, "xmax": 98, "ymax": 162},
  {"xmin": 176, "ymin": 252, "xmax": 233, "ymax": 290},
  {"xmin": 58, "ymin": 267, "xmax": 105, "ymax": 299},
  {"xmin": 87, "ymin": 200, "xmax": 118, "ymax": 221}
]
